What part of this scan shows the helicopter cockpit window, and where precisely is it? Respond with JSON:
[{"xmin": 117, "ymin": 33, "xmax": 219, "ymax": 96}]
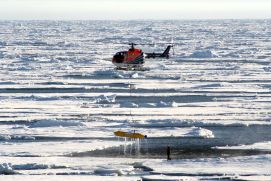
[{"xmin": 116, "ymin": 52, "xmax": 124, "ymax": 56}]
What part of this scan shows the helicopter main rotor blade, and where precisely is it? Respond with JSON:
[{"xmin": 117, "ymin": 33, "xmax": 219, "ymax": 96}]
[{"xmin": 112, "ymin": 42, "xmax": 155, "ymax": 46}]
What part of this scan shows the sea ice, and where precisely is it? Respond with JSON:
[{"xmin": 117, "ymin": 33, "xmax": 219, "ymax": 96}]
[{"xmin": 189, "ymin": 50, "xmax": 217, "ymax": 58}]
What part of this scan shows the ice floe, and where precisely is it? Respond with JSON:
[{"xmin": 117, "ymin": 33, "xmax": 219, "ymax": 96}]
[
  {"xmin": 29, "ymin": 120, "xmax": 85, "ymax": 128},
  {"xmin": 216, "ymin": 141, "xmax": 271, "ymax": 151},
  {"xmin": 189, "ymin": 50, "xmax": 217, "ymax": 58},
  {"xmin": 142, "ymin": 175, "xmax": 198, "ymax": 181},
  {"xmin": 94, "ymin": 165, "xmax": 134, "ymax": 176},
  {"xmin": 0, "ymin": 163, "xmax": 18, "ymax": 175},
  {"xmin": 141, "ymin": 154, "xmax": 271, "ymax": 177},
  {"xmin": 140, "ymin": 127, "xmax": 214, "ymax": 138},
  {"xmin": 94, "ymin": 94, "xmax": 116, "ymax": 104}
]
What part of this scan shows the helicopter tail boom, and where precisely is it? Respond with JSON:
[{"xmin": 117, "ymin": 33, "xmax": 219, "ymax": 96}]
[{"xmin": 145, "ymin": 45, "xmax": 172, "ymax": 59}]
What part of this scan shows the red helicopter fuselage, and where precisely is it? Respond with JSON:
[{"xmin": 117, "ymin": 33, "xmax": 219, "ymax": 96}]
[{"xmin": 112, "ymin": 47, "xmax": 144, "ymax": 67}]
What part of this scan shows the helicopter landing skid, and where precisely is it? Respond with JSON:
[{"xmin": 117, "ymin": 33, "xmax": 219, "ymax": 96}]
[{"xmin": 115, "ymin": 65, "xmax": 150, "ymax": 71}]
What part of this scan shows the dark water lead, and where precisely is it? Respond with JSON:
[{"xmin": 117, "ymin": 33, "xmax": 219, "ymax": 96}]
[{"xmin": 70, "ymin": 124, "xmax": 271, "ymax": 159}]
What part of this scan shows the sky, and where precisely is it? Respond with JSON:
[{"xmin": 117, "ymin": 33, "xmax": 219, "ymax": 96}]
[{"xmin": 0, "ymin": 0, "xmax": 271, "ymax": 20}]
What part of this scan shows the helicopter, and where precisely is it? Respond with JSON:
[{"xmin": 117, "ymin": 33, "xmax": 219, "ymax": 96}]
[{"xmin": 112, "ymin": 43, "xmax": 173, "ymax": 71}]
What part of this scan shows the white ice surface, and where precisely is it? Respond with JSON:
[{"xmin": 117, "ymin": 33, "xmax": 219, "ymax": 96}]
[
  {"xmin": 216, "ymin": 141, "xmax": 271, "ymax": 151},
  {"xmin": 141, "ymin": 154, "xmax": 271, "ymax": 177},
  {"xmin": 1, "ymin": 20, "xmax": 271, "ymax": 180},
  {"xmin": 0, "ymin": 140, "xmax": 132, "ymax": 157},
  {"xmin": 0, "ymin": 175, "xmax": 139, "ymax": 181},
  {"xmin": 1, "ymin": 155, "xmax": 270, "ymax": 180}
]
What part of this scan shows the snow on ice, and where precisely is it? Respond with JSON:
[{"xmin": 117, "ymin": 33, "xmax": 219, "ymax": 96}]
[{"xmin": 0, "ymin": 20, "xmax": 271, "ymax": 180}]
